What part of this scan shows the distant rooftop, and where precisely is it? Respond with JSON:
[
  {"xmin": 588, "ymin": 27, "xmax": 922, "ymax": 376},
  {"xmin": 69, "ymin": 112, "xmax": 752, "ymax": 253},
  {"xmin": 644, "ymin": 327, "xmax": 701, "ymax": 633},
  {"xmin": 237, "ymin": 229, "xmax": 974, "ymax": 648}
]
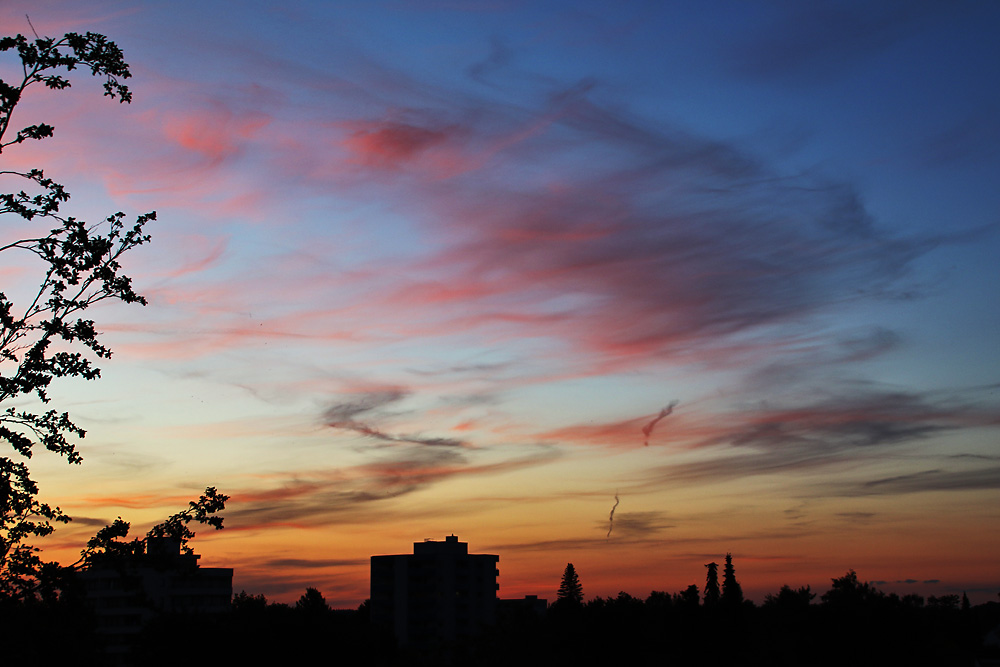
[{"xmin": 413, "ymin": 534, "xmax": 468, "ymax": 555}]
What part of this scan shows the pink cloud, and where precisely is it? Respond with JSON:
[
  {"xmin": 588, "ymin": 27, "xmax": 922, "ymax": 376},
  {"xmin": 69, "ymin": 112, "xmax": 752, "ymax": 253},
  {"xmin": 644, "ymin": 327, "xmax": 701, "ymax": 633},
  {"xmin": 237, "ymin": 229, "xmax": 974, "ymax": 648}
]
[
  {"xmin": 340, "ymin": 120, "xmax": 449, "ymax": 168},
  {"xmin": 244, "ymin": 73, "xmax": 934, "ymax": 374},
  {"xmin": 155, "ymin": 235, "xmax": 227, "ymax": 279},
  {"xmin": 539, "ymin": 408, "xmax": 714, "ymax": 450},
  {"xmin": 104, "ymin": 319, "xmax": 366, "ymax": 362},
  {"xmin": 161, "ymin": 104, "xmax": 270, "ymax": 168}
]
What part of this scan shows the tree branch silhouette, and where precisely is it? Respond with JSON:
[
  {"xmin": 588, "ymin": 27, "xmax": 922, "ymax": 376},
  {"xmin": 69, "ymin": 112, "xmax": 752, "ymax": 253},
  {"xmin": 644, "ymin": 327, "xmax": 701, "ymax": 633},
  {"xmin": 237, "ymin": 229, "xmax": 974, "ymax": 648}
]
[{"xmin": 0, "ymin": 28, "xmax": 154, "ymax": 601}]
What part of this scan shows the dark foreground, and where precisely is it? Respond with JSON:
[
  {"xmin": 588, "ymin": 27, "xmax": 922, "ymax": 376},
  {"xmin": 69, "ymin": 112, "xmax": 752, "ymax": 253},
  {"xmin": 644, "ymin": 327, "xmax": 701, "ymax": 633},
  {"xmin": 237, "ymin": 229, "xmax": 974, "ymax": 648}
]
[{"xmin": 3, "ymin": 580, "xmax": 999, "ymax": 666}]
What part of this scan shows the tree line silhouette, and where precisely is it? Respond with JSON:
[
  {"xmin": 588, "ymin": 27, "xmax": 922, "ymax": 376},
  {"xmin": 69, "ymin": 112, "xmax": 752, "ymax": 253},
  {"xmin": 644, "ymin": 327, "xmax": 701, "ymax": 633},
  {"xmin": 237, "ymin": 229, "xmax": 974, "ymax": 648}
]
[
  {"xmin": 5, "ymin": 555, "xmax": 998, "ymax": 666},
  {"xmin": 534, "ymin": 557, "xmax": 999, "ymax": 667}
]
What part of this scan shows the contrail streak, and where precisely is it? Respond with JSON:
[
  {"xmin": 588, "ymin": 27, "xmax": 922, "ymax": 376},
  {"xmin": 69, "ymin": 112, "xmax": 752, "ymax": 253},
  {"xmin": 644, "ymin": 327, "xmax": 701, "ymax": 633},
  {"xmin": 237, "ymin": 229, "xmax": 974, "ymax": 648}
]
[
  {"xmin": 607, "ymin": 492, "xmax": 620, "ymax": 538},
  {"xmin": 642, "ymin": 400, "xmax": 678, "ymax": 446}
]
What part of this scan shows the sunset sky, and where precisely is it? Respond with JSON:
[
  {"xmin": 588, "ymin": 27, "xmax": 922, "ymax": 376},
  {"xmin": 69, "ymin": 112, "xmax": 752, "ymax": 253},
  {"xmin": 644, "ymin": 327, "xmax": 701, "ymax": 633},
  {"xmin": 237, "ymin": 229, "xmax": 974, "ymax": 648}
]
[{"xmin": 2, "ymin": 1, "xmax": 999, "ymax": 606}]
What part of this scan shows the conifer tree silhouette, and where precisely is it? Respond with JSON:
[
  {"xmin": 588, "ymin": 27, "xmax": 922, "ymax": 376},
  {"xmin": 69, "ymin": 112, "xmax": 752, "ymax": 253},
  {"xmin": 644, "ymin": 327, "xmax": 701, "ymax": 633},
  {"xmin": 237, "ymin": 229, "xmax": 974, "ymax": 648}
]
[
  {"xmin": 557, "ymin": 562, "xmax": 584, "ymax": 607},
  {"xmin": 704, "ymin": 561, "xmax": 720, "ymax": 607},
  {"xmin": 722, "ymin": 552, "xmax": 743, "ymax": 606}
]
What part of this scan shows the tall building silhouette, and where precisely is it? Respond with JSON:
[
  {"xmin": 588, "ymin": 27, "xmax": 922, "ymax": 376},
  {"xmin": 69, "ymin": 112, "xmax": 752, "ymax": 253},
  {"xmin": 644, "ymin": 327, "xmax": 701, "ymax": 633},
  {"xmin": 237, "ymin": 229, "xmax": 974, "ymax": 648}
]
[{"xmin": 370, "ymin": 535, "xmax": 499, "ymax": 647}]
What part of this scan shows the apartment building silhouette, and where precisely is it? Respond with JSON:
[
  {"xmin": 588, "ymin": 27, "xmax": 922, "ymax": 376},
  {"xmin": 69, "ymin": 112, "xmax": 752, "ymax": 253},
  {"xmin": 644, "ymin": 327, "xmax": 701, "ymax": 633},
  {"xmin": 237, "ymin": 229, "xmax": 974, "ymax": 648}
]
[
  {"xmin": 370, "ymin": 535, "xmax": 499, "ymax": 647},
  {"xmin": 79, "ymin": 537, "xmax": 232, "ymax": 662}
]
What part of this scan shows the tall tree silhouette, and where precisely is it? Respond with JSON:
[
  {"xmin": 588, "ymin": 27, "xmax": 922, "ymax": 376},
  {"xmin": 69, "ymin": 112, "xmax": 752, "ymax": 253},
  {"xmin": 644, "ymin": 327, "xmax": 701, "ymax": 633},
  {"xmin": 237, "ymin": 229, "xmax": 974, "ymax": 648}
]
[
  {"xmin": 556, "ymin": 562, "xmax": 584, "ymax": 607},
  {"xmin": 821, "ymin": 569, "xmax": 879, "ymax": 609},
  {"xmin": 0, "ymin": 29, "xmax": 153, "ymax": 601},
  {"xmin": 296, "ymin": 587, "xmax": 329, "ymax": 614},
  {"xmin": 704, "ymin": 561, "xmax": 720, "ymax": 607},
  {"xmin": 675, "ymin": 584, "xmax": 700, "ymax": 609},
  {"xmin": 763, "ymin": 584, "xmax": 814, "ymax": 611},
  {"xmin": 721, "ymin": 552, "xmax": 743, "ymax": 607}
]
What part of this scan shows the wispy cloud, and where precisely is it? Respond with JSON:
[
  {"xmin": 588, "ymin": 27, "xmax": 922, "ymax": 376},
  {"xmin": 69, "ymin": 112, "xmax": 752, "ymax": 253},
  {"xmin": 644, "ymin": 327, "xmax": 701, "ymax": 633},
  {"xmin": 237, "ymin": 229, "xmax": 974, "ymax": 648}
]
[
  {"xmin": 262, "ymin": 557, "xmax": 366, "ymax": 570},
  {"xmin": 848, "ymin": 466, "xmax": 1000, "ymax": 496},
  {"xmin": 604, "ymin": 511, "xmax": 674, "ymax": 539},
  {"xmin": 625, "ymin": 383, "xmax": 1000, "ymax": 491},
  {"xmin": 323, "ymin": 389, "xmax": 469, "ymax": 448},
  {"xmin": 226, "ymin": 441, "xmax": 560, "ymax": 531},
  {"xmin": 339, "ymin": 119, "xmax": 453, "ymax": 170},
  {"xmin": 80, "ymin": 36, "xmax": 946, "ymax": 377},
  {"xmin": 316, "ymin": 90, "xmax": 942, "ymax": 371},
  {"xmin": 643, "ymin": 402, "xmax": 678, "ymax": 447}
]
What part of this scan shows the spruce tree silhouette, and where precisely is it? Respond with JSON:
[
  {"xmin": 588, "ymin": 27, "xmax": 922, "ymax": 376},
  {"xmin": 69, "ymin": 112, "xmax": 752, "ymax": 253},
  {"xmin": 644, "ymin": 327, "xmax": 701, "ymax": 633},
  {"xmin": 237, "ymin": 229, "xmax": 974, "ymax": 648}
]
[
  {"xmin": 704, "ymin": 561, "xmax": 720, "ymax": 607},
  {"xmin": 556, "ymin": 563, "xmax": 583, "ymax": 607},
  {"xmin": 721, "ymin": 553, "xmax": 743, "ymax": 607}
]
